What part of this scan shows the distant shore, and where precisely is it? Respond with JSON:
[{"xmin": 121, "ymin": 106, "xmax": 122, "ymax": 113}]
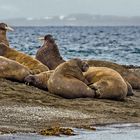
[{"xmin": 2, "ymin": 14, "xmax": 140, "ymax": 26}]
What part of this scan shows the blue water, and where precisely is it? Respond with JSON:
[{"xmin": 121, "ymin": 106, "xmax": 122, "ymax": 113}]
[{"xmin": 8, "ymin": 26, "xmax": 140, "ymax": 65}]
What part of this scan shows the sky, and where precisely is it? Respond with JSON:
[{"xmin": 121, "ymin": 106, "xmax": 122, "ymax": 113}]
[{"xmin": 0, "ymin": 0, "xmax": 140, "ymax": 19}]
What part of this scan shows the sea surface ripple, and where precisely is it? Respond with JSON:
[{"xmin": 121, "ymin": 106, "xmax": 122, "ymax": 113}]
[{"xmin": 8, "ymin": 26, "xmax": 140, "ymax": 66}]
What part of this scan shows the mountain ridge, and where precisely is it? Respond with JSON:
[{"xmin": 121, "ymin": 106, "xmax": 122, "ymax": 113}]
[{"xmin": 1, "ymin": 14, "xmax": 140, "ymax": 26}]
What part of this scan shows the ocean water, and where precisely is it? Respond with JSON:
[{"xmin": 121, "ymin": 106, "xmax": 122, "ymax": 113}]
[
  {"xmin": 0, "ymin": 123, "xmax": 140, "ymax": 140},
  {"xmin": 8, "ymin": 26, "xmax": 140, "ymax": 66}
]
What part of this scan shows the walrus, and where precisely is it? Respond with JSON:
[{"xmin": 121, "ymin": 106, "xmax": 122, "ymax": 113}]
[
  {"xmin": 36, "ymin": 34, "xmax": 65, "ymax": 70},
  {"xmin": 0, "ymin": 43, "xmax": 49, "ymax": 74},
  {"xmin": 0, "ymin": 56, "xmax": 31, "ymax": 82},
  {"xmin": 83, "ymin": 67, "xmax": 133, "ymax": 100},
  {"xmin": 0, "ymin": 23, "xmax": 14, "ymax": 46},
  {"xmin": 24, "ymin": 70, "xmax": 54, "ymax": 89},
  {"xmin": 47, "ymin": 58, "xmax": 95, "ymax": 99},
  {"xmin": 85, "ymin": 60, "xmax": 140, "ymax": 89}
]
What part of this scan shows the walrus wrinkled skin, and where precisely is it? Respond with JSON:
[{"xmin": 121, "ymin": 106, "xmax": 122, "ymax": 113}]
[
  {"xmin": 47, "ymin": 58, "xmax": 95, "ymax": 99},
  {"xmin": 0, "ymin": 43, "xmax": 49, "ymax": 74},
  {"xmin": 0, "ymin": 23, "xmax": 14, "ymax": 46},
  {"xmin": 24, "ymin": 70, "xmax": 54, "ymax": 89},
  {"xmin": 84, "ymin": 67, "xmax": 132, "ymax": 100},
  {"xmin": 85, "ymin": 60, "xmax": 140, "ymax": 89},
  {"xmin": 36, "ymin": 34, "xmax": 65, "ymax": 70},
  {"xmin": 0, "ymin": 56, "xmax": 31, "ymax": 81}
]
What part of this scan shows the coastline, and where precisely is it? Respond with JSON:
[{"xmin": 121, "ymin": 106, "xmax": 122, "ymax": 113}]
[{"xmin": 0, "ymin": 74, "xmax": 140, "ymax": 134}]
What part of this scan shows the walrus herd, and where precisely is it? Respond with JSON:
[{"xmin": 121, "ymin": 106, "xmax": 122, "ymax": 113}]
[{"xmin": 0, "ymin": 22, "xmax": 140, "ymax": 100}]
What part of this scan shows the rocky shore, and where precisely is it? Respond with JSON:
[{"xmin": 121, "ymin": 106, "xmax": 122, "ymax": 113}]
[{"xmin": 0, "ymin": 70, "xmax": 140, "ymax": 134}]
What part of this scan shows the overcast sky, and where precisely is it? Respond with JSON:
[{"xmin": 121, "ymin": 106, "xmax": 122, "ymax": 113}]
[{"xmin": 0, "ymin": 0, "xmax": 140, "ymax": 19}]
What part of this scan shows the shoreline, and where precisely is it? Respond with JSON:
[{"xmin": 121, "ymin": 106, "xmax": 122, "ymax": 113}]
[{"xmin": 0, "ymin": 75, "xmax": 140, "ymax": 134}]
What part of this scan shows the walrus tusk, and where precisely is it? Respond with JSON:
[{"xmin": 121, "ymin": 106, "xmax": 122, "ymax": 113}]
[
  {"xmin": 5, "ymin": 26, "xmax": 14, "ymax": 31},
  {"xmin": 38, "ymin": 37, "xmax": 44, "ymax": 40},
  {"xmin": 25, "ymin": 82, "xmax": 30, "ymax": 86},
  {"xmin": 38, "ymin": 36, "xmax": 57, "ymax": 41}
]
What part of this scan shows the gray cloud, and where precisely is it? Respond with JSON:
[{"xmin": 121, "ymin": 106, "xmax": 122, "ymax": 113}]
[{"xmin": 0, "ymin": 4, "xmax": 19, "ymax": 19}]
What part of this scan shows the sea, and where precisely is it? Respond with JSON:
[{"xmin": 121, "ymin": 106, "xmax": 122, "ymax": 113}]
[{"xmin": 8, "ymin": 26, "xmax": 140, "ymax": 66}]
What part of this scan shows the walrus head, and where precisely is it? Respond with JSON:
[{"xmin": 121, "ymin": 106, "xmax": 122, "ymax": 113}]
[
  {"xmin": 0, "ymin": 23, "xmax": 14, "ymax": 46},
  {"xmin": 24, "ymin": 75, "xmax": 39, "ymax": 86},
  {"xmin": 0, "ymin": 23, "xmax": 14, "ymax": 31},
  {"xmin": 82, "ymin": 62, "xmax": 89, "ymax": 72},
  {"xmin": 24, "ymin": 75, "xmax": 47, "ymax": 89},
  {"xmin": 44, "ymin": 34, "xmax": 55, "ymax": 43},
  {"xmin": 38, "ymin": 34, "xmax": 55, "ymax": 44},
  {"xmin": 70, "ymin": 58, "xmax": 89, "ymax": 72}
]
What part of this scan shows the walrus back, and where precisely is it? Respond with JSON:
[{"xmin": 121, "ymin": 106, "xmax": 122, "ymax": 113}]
[
  {"xmin": 85, "ymin": 59, "xmax": 140, "ymax": 89},
  {"xmin": 84, "ymin": 67, "xmax": 128, "ymax": 100},
  {"xmin": 0, "ymin": 56, "xmax": 31, "ymax": 81},
  {"xmin": 0, "ymin": 43, "xmax": 49, "ymax": 74}
]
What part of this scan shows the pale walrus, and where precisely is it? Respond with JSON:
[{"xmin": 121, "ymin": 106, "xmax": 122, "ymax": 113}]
[
  {"xmin": 83, "ymin": 67, "xmax": 133, "ymax": 100},
  {"xmin": 24, "ymin": 70, "xmax": 54, "ymax": 89},
  {"xmin": 85, "ymin": 60, "xmax": 140, "ymax": 89},
  {"xmin": 47, "ymin": 58, "xmax": 95, "ymax": 99},
  {"xmin": 0, "ymin": 56, "xmax": 31, "ymax": 82},
  {"xmin": 0, "ymin": 43, "xmax": 49, "ymax": 74},
  {"xmin": 36, "ymin": 34, "xmax": 65, "ymax": 70},
  {"xmin": 0, "ymin": 23, "xmax": 14, "ymax": 46}
]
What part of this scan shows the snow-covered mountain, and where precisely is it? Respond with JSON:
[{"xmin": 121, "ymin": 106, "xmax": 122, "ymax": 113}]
[{"xmin": 1, "ymin": 14, "xmax": 140, "ymax": 26}]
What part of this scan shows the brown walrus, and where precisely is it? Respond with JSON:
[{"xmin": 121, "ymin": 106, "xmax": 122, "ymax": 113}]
[
  {"xmin": 0, "ymin": 43, "xmax": 49, "ymax": 74},
  {"xmin": 47, "ymin": 58, "xmax": 95, "ymax": 99},
  {"xmin": 36, "ymin": 34, "xmax": 65, "ymax": 70},
  {"xmin": 85, "ymin": 60, "xmax": 140, "ymax": 89},
  {"xmin": 0, "ymin": 23, "xmax": 14, "ymax": 46},
  {"xmin": 84, "ymin": 67, "xmax": 131, "ymax": 100},
  {"xmin": 24, "ymin": 70, "xmax": 54, "ymax": 89},
  {"xmin": 0, "ymin": 56, "xmax": 31, "ymax": 82}
]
